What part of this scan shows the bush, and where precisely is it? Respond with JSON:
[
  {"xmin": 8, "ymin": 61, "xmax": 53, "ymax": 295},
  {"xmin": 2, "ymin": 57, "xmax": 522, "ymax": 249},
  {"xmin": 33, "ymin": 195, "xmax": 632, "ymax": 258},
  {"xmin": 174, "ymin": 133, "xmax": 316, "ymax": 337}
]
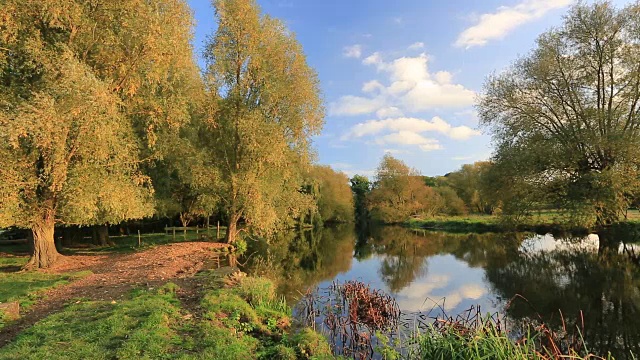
[
  {"xmin": 234, "ymin": 277, "xmax": 276, "ymax": 306},
  {"xmin": 201, "ymin": 291, "xmax": 260, "ymax": 332},
  {"xmin": 293, "ymin": 328, "xmax": 333, "ymax": 359}
]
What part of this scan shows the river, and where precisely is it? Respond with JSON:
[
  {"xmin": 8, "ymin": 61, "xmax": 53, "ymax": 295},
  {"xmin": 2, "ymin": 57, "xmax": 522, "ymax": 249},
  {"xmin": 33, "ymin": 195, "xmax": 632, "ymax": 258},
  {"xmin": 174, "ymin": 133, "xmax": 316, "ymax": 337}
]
[{"xmin": 241, "ymin": 224, "xmax": 640, "ymax": 359}]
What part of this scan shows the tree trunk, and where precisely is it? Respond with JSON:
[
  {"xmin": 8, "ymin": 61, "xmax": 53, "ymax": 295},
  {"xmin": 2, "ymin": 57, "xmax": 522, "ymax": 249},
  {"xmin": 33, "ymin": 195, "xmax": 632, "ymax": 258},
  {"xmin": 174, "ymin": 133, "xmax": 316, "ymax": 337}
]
[
  {"xmin": 92, "ymin": 225, "xmax": 111, "ymax": 246},
  {"xmin": 226, "ymin": 212, "xmax": 240, "ymax": 243},
  {"xmin": 25, "ymin": 213, "xmax": 59, "ymax": 269}
]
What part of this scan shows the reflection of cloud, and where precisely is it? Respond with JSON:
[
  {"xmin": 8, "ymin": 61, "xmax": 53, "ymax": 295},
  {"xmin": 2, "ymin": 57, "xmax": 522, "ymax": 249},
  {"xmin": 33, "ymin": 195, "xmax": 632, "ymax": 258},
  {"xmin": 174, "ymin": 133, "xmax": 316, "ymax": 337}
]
[
  {"xmin": 398, "ymin": 274, "xmax": 450, "ymax": 298},
  {"xmin": 520, "ymin": 234, "xmax": 599, "ymax": 253},
  {"xmin": 440, "ymin": 283, "xmax": 486, "ymax": 310},
  {"xmin": 396, "ymin": 276, "xmax": 487, "ymax": 312}
]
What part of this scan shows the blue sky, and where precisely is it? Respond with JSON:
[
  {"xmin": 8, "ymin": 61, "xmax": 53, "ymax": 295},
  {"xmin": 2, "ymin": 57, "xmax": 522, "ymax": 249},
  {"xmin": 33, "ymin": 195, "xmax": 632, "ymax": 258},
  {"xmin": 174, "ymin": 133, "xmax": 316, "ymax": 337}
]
[{"xmin": 187, "ymin": 0, "xmax": 630, "ymax": 177}]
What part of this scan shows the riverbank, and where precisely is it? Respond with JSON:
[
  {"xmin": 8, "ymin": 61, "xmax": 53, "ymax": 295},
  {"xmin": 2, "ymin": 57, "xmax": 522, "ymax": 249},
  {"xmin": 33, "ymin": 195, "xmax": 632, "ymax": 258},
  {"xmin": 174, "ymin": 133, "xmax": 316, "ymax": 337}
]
[
  {"xmin": 406, "ymin": 211, "xmax": 640, "ymax": 235},
  {"xmin": 0, "ymin": 239, "xmax": 334, "ymax": 359}
]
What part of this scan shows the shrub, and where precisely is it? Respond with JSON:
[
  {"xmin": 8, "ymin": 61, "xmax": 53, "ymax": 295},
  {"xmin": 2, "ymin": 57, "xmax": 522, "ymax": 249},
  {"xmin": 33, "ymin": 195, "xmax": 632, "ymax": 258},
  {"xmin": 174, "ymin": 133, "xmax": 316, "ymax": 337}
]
[
  {"xmin": 293, "ymin": 328, "xmax": 332, "ymax": 359},
  {"xmin": 234, "ymin": 277, "xmax": 276, "ymax": 306}
]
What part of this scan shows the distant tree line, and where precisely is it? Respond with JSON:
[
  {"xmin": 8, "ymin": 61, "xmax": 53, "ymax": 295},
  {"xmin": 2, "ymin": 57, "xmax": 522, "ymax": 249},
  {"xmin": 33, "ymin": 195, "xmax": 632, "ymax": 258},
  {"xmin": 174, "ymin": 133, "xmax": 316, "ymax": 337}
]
[{"xmin": 350, "ymin": 155, "xmax": 498, "ymax": 224}]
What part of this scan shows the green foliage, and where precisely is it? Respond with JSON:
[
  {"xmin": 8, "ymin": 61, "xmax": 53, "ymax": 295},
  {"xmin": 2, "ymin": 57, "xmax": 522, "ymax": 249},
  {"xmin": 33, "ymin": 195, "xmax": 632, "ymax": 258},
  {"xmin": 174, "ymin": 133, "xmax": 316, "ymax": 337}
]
[
  {"xmin": 367, "ymin": 154, "xmax": 442, "ymax": 223},
  {"xmin": 292, "ymin": 328, "xmax": 333, "ymax": 359},
  {"xmin": 405, "ymin": 324, "xmax": 549, "ymax": 360},
  {"xmin": 445, "ymin": 162, "xmax": 495, "ymax": 214},
  {"xmin": 434, "ymin": 186, "xmax": 468, "ymax": 216},
  {"xmin": 0, "ymin": 0, "xmax": 201, "ymax": 267},
  {"xmin": 479, "ymin": 1, "xmax": 640, "ymax": 227},
  {"xmin": 306, "ymin": 165, "xmax": 355, "ymax": 224},
  {"xmin": 233, "ymin": 277, "xmax": 276, "ymax": 307},
  {"xmin": 188, "ymin": 322, "xmax": 259, "ymax": 360},
  {"xmin": 201, "ymin": 0, "xmax": 324, "ymax": 242},
  {"xmin": 234, "ymin": 237, "xmax": 248, "ymax": 255},
  {"xmin": 202, "ymin": 291, "xmax": 261, "ymax": 332},
  {"xmin": 350, "ymin": 174, "xmax": 371, "ymax": 224},
  {"xmin": 265, "ymin": 344, "xmax": 297, "ymax": 360}
]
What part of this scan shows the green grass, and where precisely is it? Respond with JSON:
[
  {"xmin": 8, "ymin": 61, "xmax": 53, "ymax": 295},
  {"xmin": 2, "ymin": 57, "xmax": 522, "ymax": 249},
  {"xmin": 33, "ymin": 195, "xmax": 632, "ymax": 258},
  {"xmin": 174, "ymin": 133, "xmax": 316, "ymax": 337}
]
[
  {"xmin": 0, "ymin": 258, "xmax": 91, "ymax": 309},
  {"xmin": 0, "ymin": 276, "xmax": 337, "ymax": 360},
  {"xmin": 0, "ymin": 286, "xmax": 183, "ymax": 360},
  {"xmin": 402, "ymin": 324, "xmax": 591, "ymax": 360},
  {"xmin": 406, "ymin": 212, "xmax": 596, "ymax": 234}
]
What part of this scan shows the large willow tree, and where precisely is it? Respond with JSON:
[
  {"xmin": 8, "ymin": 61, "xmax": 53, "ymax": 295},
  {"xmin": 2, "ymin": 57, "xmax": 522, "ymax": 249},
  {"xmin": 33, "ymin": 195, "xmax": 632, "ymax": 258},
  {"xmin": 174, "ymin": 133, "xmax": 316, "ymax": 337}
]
[
  {"xmin": 203, "ymin": 0, "xmax": 324, "ymax": 243},
  {"xmin": 0, "ymin": 0, "xmax": 200, "ymax": 267},
  {"xmin": 479, "ymin": 1, "xmax": 640, "ymax": 227}
]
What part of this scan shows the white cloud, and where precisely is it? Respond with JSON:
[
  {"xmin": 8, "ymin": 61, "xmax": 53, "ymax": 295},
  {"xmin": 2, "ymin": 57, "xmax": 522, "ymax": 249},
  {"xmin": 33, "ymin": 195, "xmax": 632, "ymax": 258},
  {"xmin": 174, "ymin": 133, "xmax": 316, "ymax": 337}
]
[
  {"xmin": 343, "ymin": 44, "xmax": 362, "ymax": 58},
  {"xmin": 376, "ymin": 131, "xmax": 442, "ymax": 151},
  {"xmin": 363, "ymin": 52, "xmax": 384, "ymax": 68},
  {"xmin": 408, "ymin": 42, "xmax": 425, "ymax": 50},
  {"xmin": 343, "ymin": 116, "xmax": 481, "ymax": 141},
  {"xmin": 362, "ymin": 80, "xmax": 384, "ymax": 93},
  {"xmin": 376, "ymin": 107, "xmax": 404, "ymax": 119},
  {"xmin": 330, "ymin": 52, "xmax": 475, "ymax": 116},
  {"xmin": 329, "ymin": 95, "xmax": 385, "ymax": 116},
  {"xmin": 455, "ymin": 0, "xmax": 573, "ymax": 48}
]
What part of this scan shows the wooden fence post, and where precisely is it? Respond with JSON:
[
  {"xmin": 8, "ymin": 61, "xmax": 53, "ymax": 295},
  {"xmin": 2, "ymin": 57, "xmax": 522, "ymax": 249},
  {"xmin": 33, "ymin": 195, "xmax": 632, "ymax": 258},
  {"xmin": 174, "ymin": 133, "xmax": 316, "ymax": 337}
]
[
  {"xmin": 138, "ymin": 230, "xmax": 141, "ymax": 247},
  {"xmin": 217, "ymin": 221, "xmax": 220, "ymax": 239}
]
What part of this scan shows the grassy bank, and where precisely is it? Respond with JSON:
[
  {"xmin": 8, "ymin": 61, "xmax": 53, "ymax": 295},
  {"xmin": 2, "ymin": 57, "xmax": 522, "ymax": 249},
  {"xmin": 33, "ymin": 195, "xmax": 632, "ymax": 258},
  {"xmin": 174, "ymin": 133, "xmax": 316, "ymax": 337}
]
[
  {"xmin": 1, "ymin": 266, "xmax": 627, "ymax": 359},
  {"xmin": 0, "ymin": 272, "xmax": 336, "ymax": 360},
  {"xmin": 406, "ymin": 210, "xmax": 640, "ymax": 234}
]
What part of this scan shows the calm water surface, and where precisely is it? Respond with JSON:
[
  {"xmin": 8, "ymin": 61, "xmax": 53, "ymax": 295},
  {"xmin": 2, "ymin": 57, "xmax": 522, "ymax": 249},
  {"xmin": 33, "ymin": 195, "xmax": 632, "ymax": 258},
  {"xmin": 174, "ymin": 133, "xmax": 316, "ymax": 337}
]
[{"xmin": 242, "ymin": 225, "xmax": 640, "ymax": 358}]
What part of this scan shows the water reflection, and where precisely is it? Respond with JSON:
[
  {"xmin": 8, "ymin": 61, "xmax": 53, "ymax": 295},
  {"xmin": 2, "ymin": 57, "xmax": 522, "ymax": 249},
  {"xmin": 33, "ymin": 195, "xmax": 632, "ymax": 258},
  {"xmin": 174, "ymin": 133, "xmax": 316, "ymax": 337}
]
[{"xmin": 242, "ymin": 225, "xmax": 640, "ymax": 359}]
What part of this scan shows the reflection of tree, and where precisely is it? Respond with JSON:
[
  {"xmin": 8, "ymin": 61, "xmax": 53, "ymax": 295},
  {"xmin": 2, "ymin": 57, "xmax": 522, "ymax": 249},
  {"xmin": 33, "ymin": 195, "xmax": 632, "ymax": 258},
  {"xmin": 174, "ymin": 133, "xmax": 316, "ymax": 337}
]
[
  {"xmin": 485, "ymin": 245, "xmax": 640, "ymax": 359},
  {"xmin": 370, "ymin": 227, "xmax": 525, "ymax": 293},
  {"xmin": 243, "ymin": 225, "xmax": 355, "ymax": 300},
  {"xmin": 371, "ymin": 226, "xmax": 430, "ymax": 293}
]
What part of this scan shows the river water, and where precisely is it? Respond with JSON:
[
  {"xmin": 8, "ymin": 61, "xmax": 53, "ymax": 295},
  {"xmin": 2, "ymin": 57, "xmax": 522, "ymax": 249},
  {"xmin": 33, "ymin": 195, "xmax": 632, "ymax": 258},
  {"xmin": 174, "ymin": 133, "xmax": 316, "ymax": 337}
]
[{"xmin": 242, "ymin": 224, "xmax": 640, "ymax": 359}]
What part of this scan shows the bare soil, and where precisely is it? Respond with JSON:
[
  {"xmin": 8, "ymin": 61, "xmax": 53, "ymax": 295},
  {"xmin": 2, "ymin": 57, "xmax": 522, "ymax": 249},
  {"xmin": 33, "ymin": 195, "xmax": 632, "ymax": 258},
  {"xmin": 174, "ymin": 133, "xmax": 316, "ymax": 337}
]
[{"xmin": 0, "ymin": 241, "xmax": 229, "ymax": 346}]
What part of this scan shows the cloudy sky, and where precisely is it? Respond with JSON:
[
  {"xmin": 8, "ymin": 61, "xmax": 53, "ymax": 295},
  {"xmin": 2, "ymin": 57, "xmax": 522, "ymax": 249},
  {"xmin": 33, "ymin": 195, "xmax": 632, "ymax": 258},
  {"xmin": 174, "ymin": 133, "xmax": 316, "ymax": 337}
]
[{"xmin": 187, "ymin": 0, "xmax": 631, "ymax": 177}]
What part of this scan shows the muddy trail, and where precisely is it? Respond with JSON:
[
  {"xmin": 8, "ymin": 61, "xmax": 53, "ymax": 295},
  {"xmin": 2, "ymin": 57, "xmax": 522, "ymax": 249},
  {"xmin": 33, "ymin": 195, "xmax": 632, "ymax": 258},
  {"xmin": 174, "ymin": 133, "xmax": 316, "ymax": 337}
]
[{"xmin": 0, "ymin": 242, "xmax": 230, "ymax": 347}]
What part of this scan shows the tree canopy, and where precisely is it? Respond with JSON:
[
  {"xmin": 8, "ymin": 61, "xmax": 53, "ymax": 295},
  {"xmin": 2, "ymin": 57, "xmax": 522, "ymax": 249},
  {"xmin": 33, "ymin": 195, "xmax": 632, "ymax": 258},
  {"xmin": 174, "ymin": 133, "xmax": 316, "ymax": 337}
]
[
  {"xmin": 479, "ymin": 1, "xmax": 640, "ymax": 227},
  {"xmin": 201, "ymin": 0, "xmax": 324, "ymax": 242},
  {"xmin": 367, "ymin": 155, "xmax": 441, "ymax": 223},
  {"xmin": 0, "ymin": 0, "xmax": 201, "ymax": 267}
]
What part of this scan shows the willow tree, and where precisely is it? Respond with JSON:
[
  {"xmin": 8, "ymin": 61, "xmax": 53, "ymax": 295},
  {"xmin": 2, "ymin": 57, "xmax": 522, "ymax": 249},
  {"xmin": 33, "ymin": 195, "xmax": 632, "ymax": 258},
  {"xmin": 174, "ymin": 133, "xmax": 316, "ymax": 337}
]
[
  {"xmin": 203, "ymin": 0, "xmax": 324, "ymax": 243},
  {"xmin": 0, "ymin": 53, "xmax": 153, "ymax": 268},
  {"xmin": 479, "ymin": 1, "xmax": 640, "ymax": 227},
  {"xmin": 0, "ymin": 0, "xmax": 198, "ymax": 266},
  {"xmin": 307, "ymin": 165, "xmax": 355, "ymax": 224}
]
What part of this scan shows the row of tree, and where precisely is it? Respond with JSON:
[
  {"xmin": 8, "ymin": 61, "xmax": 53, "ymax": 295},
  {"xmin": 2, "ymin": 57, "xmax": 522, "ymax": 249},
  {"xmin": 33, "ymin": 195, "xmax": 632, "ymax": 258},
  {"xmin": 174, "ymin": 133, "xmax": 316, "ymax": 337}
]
[
  {"xmin": 0, "ymin": 0, "xmax": 352, "ymax": 268},
  {"xmin": 350, "ymin": 155, "xmax": 497, "ymax": 224}
]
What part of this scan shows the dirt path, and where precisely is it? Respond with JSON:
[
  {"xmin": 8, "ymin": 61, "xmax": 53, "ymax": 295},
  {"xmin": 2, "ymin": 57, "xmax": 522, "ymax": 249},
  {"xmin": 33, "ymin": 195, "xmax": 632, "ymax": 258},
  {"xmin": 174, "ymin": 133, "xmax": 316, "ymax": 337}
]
[{"xmin": 0, "ymin": 241, "xmax": 229, "ymax": 346}]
